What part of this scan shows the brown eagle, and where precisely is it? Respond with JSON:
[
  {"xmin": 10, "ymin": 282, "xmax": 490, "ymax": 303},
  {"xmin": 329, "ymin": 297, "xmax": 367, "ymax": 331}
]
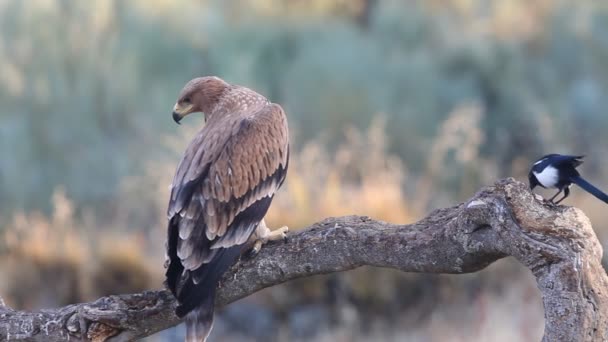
[{"xmin": 166, "ymin": 76, "xmax": 289, "ymax": 342}]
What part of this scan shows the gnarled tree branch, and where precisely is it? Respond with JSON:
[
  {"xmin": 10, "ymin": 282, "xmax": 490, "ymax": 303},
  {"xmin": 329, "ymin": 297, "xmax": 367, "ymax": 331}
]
[{"xmin": 1, "ymin": 178, "xmax": 607, "ymax": 341}]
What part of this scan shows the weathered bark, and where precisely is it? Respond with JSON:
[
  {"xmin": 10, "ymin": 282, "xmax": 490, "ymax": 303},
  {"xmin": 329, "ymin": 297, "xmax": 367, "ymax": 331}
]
[{"xmin": 1, "ymin": 178, "xmax": 607, "ymax": 341}]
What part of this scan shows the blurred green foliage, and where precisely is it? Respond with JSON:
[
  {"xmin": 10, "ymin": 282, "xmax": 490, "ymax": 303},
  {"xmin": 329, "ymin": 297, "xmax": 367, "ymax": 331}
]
[{"xmin": 2, "ymin": 0, "xmax": 608, "ymax": 214}]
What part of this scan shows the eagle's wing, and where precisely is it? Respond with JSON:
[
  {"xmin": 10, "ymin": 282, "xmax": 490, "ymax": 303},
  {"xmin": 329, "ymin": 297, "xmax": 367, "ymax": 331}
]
[{"xmin": 165, "ymin": 103, "xmax": 289, "ymax": 315}]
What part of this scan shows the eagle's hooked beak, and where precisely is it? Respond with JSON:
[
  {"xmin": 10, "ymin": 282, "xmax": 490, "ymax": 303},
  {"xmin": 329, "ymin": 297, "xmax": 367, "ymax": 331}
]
[
  {"xmin": 172, "ymin": 112, "xmax": 182, "ymax": 124},
  {"xmin": 172, "ymin": 103, "xmax": 195, "ymax": 125}
]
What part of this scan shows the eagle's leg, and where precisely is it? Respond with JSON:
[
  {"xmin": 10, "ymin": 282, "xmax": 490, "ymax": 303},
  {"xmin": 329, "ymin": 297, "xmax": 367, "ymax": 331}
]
[{"xmin": 249, "ymin": 219, "xmax": 289, "ymax": 256}]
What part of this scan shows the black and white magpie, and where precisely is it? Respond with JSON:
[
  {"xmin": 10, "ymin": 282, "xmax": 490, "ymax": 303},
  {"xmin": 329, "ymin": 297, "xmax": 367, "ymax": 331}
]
[{"xmin": 528, "ymin": 154, "xmax": 608, "ymax": 204}]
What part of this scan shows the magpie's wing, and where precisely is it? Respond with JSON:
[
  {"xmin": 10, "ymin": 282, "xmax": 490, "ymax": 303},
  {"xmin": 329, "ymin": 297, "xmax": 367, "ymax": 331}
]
[{"xmin": 549, "ymin": 154, "xmax": 584, "ymax": 168}]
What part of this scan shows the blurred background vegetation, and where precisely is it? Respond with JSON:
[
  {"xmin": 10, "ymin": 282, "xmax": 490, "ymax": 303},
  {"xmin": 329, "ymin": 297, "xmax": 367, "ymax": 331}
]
[{"xmin": 1, "ymin": 0, "xmax": 608, "ymax": 341}]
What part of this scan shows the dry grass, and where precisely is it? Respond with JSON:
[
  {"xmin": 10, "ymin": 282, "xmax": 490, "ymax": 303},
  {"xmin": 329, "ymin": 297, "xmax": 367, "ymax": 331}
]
[
  {"xmin": 0, "ymin": 189, "xmax": 161, "ymax": 309},
  {"xmin": 267, "ymin": 117, "xmax": 416, "ymax": 229},
  {"xmin": 0, "ymin": 112, "xmax": 553, "ymax": 340},
  {"xmin": 0, "ymin": 117, "xmax": 417, "ymax": 309}
]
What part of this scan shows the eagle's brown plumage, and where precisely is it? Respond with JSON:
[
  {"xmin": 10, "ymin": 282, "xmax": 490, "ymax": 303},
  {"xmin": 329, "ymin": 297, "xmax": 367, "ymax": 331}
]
[{"xmin": 165, "ymin": 76, "xmax": 289, "ymax": 342}]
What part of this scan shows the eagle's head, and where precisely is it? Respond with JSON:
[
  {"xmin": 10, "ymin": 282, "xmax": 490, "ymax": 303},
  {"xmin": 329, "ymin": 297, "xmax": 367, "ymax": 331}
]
[{"xmin": 172, "ymin": 76, "xmax": 229, "ymax": 124}]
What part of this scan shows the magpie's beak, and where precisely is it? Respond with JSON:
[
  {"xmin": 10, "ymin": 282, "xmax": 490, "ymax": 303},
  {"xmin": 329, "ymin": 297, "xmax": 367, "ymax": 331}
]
[
  {"xmin": 528, "ymin": 174, "xmax": 537, "ymax": 190},
  {"xmin": 529, "ymin": 178, "xmax": 537, "ymax": 190},
  {"xmin": 172, "ymin": 112, "xmax": 182, "ymax": 125}
]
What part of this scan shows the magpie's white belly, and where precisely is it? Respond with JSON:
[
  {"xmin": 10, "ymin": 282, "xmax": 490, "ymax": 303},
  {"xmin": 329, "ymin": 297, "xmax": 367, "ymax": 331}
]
[{"xmin": 534, "ymin": 166, "xmax": 559, "ymax": 188}]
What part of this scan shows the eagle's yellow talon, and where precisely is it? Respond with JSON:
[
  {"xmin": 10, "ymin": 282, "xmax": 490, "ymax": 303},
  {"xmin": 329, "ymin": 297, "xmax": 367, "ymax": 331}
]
[{"xmin": 268, "ymin": 226, "xmax": 289, "ymax": 241}]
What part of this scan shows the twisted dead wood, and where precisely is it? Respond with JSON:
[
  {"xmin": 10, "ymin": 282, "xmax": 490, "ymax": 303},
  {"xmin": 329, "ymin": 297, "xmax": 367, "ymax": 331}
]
[{"xmin": 1, "ymin": 178, "xmax": 607, "ymax": 341}]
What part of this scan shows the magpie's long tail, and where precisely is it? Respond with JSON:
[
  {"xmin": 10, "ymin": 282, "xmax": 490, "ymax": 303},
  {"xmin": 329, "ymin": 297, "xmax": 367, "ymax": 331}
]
[{"xmin": 571, "ymin": 176, "xmax": 608, "ymax": 204}]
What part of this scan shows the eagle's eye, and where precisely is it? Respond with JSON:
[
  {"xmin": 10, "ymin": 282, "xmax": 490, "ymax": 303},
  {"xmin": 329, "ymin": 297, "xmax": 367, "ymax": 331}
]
[{"xmin": 182, "ymin": 97, "xmax": 191, "ymax": 104}]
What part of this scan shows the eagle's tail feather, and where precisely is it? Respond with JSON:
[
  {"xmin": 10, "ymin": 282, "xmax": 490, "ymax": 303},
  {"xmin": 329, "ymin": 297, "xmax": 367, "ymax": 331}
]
[
  {"xmin": 175, "ymin": 246, "xmax": 243, "ymax": 317},
  {"xmin": 185, "ymin": 291, "xmax": 215, "ymax": 342},
  {"xmin": 571, "ymin": 175, "xmax": 608, "ymax": 204},
  {"xmin": 175, "ymin": 246, "xmax": 243, "ymax": 342}
]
